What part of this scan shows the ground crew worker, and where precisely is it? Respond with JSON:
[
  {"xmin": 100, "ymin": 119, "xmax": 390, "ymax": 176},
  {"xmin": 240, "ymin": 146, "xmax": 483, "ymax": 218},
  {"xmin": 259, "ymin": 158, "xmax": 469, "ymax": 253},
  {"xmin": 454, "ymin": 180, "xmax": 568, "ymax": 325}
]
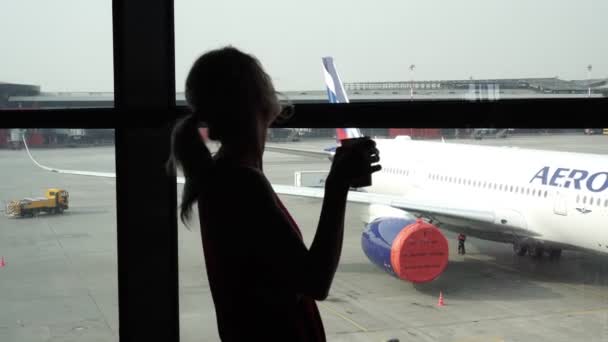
[{"xmin": 458, "ymin": 233, "xmax": 466, "ymax": 255}]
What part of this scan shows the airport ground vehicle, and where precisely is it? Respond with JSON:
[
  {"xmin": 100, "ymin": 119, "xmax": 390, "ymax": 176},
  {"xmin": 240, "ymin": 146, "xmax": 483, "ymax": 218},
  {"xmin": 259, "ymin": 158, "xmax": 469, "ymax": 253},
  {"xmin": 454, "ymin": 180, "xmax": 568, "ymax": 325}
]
[{"xmin": 5, "ymin": 188, "xmax": 69, "ymax": 217}]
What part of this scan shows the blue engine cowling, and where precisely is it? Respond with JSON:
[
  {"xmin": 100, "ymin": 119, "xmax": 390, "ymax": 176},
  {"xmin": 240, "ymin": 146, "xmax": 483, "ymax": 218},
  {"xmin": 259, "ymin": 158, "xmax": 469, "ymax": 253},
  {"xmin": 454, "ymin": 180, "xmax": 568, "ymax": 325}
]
[{"xmin": 361, "ymin": 217, "xmax": 449, "ymax": 283}]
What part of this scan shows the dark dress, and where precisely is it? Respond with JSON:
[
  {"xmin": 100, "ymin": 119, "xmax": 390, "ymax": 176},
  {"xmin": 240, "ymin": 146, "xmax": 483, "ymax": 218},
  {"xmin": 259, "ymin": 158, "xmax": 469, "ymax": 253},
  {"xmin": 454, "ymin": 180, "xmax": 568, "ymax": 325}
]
[{"xmin": 197, "ymin": 163, "xmax": 326, "ymax": 341}]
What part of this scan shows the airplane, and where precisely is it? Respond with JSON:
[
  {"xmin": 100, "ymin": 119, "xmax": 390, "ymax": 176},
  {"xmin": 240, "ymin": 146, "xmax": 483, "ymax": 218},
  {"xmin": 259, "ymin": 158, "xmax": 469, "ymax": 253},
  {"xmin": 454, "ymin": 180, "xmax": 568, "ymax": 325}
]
[{"xmin": 23, "ymin": 57, "xmax": 608, "ymax": 284}]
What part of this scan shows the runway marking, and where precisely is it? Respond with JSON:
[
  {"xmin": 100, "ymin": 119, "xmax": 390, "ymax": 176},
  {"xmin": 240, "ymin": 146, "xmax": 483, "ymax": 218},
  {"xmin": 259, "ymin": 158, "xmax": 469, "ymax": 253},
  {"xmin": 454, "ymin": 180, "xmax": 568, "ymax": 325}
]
[{"xmin": 318, "ymin": 302, "xmax": 369, "ymax": 332}]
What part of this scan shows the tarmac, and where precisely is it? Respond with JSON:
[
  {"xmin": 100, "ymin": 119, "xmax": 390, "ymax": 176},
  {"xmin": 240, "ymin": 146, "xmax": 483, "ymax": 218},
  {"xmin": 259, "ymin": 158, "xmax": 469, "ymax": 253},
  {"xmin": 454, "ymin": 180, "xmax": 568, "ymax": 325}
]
[{"xmin": 1, "ymin": 133, "xmax": 607, "ymax": 341}]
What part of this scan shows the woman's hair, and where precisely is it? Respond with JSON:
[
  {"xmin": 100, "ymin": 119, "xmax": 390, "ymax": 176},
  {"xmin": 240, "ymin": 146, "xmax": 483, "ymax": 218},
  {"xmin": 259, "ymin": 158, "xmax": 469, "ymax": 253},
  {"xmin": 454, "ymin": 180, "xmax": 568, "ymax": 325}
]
[{"xmin": 168, "ymin": 46, "xmax": 279, "ymax": 223}]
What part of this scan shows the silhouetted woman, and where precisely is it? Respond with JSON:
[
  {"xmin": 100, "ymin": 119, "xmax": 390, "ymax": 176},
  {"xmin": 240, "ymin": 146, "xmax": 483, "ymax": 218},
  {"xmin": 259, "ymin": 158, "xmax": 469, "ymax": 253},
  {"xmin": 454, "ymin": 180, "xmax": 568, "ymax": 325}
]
[{"xmin": 168, "ymin": 46, "xmax": 380, "ymax": 341}]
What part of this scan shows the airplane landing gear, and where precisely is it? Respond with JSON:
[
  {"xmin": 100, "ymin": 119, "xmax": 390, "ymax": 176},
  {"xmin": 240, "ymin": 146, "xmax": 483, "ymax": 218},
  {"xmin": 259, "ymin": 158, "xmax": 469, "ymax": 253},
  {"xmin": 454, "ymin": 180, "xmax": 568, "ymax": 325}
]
[
  {"xmin": 513, "ymin": 242, "xmax": 528, "ymax": 256},
  {"xmin": 513, "ymin": 239, "xmax": 562, "ymax": 260},
  {"xmin": 548, "ymin": 248, "xmax": 562, "ymax": 259},
  {"xmin": 528, "ymin": 244, "xmax": 544, "ymax": 258}
]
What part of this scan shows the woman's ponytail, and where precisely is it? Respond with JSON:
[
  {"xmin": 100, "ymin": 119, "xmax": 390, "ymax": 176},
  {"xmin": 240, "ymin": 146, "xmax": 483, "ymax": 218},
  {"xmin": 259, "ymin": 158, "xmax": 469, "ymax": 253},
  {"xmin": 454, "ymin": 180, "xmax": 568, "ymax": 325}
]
[{"xmin": 168, "ymin": 114, "xmax": 214, "ymax": 223}]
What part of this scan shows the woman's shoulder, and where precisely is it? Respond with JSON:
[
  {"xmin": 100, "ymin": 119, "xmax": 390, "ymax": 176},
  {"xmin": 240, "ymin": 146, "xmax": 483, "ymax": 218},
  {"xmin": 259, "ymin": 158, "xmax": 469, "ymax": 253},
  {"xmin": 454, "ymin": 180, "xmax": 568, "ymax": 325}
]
[{"xmin": 211, "ymin": 163, "xmax": 271, "ymax": 192}]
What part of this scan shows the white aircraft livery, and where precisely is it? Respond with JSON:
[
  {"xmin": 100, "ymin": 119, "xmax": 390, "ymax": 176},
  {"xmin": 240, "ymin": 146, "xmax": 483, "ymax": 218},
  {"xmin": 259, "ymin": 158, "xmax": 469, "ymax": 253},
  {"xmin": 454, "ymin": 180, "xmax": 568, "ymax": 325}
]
[{"xmin": 23, "ymin": 57, "xmax": 608, "ymax": 284}]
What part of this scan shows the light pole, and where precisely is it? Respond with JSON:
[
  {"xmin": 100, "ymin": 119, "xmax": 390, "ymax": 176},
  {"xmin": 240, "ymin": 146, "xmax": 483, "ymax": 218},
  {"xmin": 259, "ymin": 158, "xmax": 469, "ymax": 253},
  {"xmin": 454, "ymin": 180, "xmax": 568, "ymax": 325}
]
[
  {"xmin": 587, "ymin": 64, "xmax": 592, "ymax": 97},
  {"xmin": 409, "ymin": 64, "xmax": 415, "ymax": 100}
]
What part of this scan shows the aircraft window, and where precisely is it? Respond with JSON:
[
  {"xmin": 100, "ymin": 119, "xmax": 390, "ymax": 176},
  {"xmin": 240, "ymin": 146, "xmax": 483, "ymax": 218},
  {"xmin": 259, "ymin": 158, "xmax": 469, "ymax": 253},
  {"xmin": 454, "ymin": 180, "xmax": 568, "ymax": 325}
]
[
  {"xmin": 509, "ymin": 186, "xmax": 513, "ymax": 192},
  {"xmin": 544, "ymin": 191, "xmax": 548, "ymax": 198},
  {"xmin": 576, "ymin": 194, "xmax": 580, "ymax": 203},
  {"xmin": 526, "ymin": 188, "xmax": 530, "ymax": 195},
  {"xmin": 605, "ymin": 199, "xmax": 608, "ymax": 207}
]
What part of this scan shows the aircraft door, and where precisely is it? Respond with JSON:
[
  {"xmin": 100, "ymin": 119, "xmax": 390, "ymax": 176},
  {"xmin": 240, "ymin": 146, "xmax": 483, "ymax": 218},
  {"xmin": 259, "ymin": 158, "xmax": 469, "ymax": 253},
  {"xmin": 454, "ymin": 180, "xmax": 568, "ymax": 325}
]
[{"xmin": 553, "ymin": 191, "xmax": 567, "ymax": 216}]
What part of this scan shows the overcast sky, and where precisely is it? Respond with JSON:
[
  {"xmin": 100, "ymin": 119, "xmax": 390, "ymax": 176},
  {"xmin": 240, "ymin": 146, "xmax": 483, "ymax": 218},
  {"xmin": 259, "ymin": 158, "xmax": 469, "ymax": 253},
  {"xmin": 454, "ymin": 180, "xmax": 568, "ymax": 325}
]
[{"xmin": 1, "ymin": 0, "xmax": 606, "ymax": 92}]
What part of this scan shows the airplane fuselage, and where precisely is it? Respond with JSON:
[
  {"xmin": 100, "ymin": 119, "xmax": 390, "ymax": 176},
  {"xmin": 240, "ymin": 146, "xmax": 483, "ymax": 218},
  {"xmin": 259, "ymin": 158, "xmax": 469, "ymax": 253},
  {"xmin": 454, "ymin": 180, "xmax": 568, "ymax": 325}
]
[{"xmin": 367, "ymin": 138, "xmax": 608, "ymax": 254}]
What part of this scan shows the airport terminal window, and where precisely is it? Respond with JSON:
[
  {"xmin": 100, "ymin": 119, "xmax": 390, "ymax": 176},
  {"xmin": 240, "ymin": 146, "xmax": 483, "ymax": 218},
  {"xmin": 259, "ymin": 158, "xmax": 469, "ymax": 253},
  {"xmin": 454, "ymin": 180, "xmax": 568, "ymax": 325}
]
[
  {"xmin": 9, "ymin": 1, "xmax": 604, "ymax": 341},
  {"xmin": 0, "ymin": 1, "xmax": 114, "ymax": 109},
  {"xmin": 0, "ymin": 129, "xmax": 117, "ymax": 341},
  {"xmin": 178, "ymin": 128, "xmax": 608, "ymax": 342},
  {"xmin": 175, "ymin": 1, "xmax": 608, "ymax": 102}
]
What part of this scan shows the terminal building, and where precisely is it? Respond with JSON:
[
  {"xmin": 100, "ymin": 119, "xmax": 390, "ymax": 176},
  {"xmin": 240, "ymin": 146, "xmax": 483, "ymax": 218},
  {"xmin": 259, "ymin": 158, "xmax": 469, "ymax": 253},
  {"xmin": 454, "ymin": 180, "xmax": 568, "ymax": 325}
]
[{"xmin": 2, "ymin": 76, "xmax": 606, "ymax": 147}]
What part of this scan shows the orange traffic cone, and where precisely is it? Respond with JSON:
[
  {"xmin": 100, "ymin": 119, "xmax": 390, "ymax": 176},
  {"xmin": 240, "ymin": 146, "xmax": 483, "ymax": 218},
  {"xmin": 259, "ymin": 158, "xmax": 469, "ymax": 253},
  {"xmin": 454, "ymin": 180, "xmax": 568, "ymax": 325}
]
[
  {"xmin": 0, "ymin": 256, "xmax": 5, "ymax": 268},
  {"xmin": 437, "ymin": 291, "xmax": 445, "ymax": 306}
]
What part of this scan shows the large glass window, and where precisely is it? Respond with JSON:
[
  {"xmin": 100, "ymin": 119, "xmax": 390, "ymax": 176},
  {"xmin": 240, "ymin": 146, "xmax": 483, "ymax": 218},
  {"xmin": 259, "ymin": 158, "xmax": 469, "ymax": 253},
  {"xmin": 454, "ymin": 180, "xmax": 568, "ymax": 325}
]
[
  {"xmin": 175, "ymin": 1, "xmax": 608, "ymax": 102},
  {"xmin": 0, "ymin": 1, "xmax": 114, "ymax": 109},
  {"xmin": 0, "ymin": 129, "xmax": 117, "ymax": 341},
  {"xmin": 179, "ymin": 128, "xmax": 608, "ymax": 341}
]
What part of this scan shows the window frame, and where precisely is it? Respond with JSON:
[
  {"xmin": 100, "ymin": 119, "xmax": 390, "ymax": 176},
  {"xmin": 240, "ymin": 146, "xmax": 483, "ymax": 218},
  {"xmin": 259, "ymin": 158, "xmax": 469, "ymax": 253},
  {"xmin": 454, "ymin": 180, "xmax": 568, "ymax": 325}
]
[{"xmin": 1, "ymin": 1, "xmax": 607, "ymax": 342}]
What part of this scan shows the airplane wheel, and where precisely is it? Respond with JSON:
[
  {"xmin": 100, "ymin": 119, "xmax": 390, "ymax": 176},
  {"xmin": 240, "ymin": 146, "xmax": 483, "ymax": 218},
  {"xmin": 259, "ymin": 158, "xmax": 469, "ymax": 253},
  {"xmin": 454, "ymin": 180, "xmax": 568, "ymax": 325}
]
[
  {"xmin": 528, "ymin": 245, "xmax": 544, "ymax": 258},
  {"xmin": 549, "ymin": 249, "xmax": 562, "ymax": 259},
  {"xmin": 513, "ymin": 243, "xmax": 528, "ymax": 256}
]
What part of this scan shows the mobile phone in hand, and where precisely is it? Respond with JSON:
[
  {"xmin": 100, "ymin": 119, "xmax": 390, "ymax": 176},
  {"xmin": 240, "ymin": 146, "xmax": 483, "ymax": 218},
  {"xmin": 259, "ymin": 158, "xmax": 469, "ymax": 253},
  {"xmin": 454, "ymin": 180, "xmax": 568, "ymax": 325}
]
[{"xmin": 340, "ymin": 137, "xmax": 373, "ymax": 188}]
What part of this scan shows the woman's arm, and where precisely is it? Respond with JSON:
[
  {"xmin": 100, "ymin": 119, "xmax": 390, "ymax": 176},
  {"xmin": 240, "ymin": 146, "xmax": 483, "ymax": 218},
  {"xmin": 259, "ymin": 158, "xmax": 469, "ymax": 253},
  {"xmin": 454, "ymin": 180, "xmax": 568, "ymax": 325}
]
[{"xmin": 304, "ymin": 178, "xmax": 349, "ymax": 300}]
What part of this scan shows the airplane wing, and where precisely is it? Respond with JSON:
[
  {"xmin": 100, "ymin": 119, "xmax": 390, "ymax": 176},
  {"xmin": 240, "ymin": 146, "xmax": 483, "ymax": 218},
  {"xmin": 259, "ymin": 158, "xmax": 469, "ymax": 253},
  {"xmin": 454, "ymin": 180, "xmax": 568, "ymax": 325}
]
[
  {"xmin": 264, "ymin": 145, "xmax": 333, "ymax": 159},
  {"xmin": 272, "ymin": 184, "xmax": 496, "ymax": 226},
  {"xmin": 26, "ymin": 138, "xmax": 498, "ymax": 232},
  {"xmin": 24, "ymin": 138, "xmax": 117, "ymax": 178},
  {"xmin": 24, "ymin": 137, "xmax": 495, "ymax": 227}
]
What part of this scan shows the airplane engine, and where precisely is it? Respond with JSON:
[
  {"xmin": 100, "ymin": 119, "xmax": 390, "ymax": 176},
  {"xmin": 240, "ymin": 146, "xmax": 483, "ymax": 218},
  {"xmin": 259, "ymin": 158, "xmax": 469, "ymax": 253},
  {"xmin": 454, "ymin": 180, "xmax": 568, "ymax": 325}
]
[{"xmin": 361, "ymin": 217, "xmax": 449, "ymax": 283}]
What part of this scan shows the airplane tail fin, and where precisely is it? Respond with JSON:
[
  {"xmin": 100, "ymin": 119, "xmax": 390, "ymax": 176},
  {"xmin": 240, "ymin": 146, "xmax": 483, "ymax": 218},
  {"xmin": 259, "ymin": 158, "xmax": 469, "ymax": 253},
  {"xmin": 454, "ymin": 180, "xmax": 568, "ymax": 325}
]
[
  {"xmin": 322, "ymin": 56, "xmax": 349, "ymax": 104},
  {"xmin": 322, "ymin": 56, "xmax": 363, "ymax": 144}
]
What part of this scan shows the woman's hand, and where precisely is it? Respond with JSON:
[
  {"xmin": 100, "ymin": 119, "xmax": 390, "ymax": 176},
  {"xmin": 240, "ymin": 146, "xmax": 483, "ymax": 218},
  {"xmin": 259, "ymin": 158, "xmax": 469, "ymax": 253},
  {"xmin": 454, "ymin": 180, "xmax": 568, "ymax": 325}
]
[{"xmin": 326, "ymin": 137, "xmax": 381, "ymax": 190}]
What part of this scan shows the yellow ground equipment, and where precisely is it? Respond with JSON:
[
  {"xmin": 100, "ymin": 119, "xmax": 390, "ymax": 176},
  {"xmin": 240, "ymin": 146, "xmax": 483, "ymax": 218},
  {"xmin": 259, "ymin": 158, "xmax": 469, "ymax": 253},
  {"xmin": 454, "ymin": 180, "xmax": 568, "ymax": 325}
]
[{"xmin": 5, "ymin": 188, "xmax": 69, "ymax": 217}]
